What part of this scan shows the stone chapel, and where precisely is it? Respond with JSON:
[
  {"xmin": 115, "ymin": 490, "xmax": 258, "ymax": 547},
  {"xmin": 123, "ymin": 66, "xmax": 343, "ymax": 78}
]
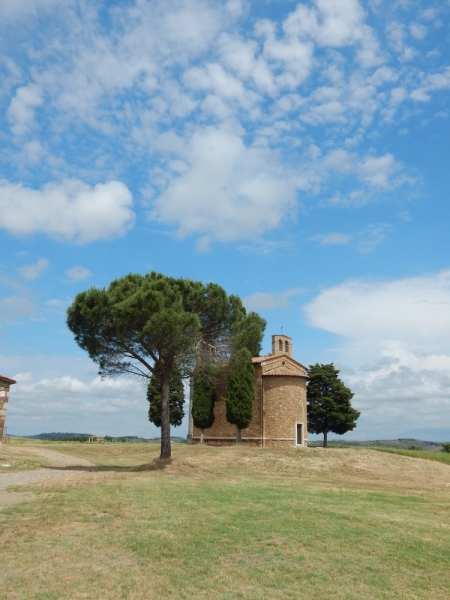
[{"xmin": 188, "ymin": 334, "xmax": 308, "ymax": 447}]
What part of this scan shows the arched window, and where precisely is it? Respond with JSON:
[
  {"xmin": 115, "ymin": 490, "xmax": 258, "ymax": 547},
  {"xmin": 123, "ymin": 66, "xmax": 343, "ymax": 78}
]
[
  {"xmin": 285, "ymin": 341, "xmax": 289, "ymax": 353},
  {"xmin": 278, "ymin": 340, "xmax": 282, "ymax": 351}
]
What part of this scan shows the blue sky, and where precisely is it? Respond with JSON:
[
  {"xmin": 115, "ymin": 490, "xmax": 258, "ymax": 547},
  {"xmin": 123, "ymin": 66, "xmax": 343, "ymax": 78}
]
[{"xmin": 1, "ymin": 0, "xmax": 450, "ymax": 441}]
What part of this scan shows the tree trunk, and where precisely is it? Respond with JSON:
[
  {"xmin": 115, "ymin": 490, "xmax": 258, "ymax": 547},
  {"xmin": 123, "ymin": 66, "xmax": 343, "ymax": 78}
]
[
  {"xmin": 160, "ymin": 372, "xmax": 171, "ymax": 460},
  {"xmin": 200, "ymin": 428, "xmax": 204, "ymax": 444},
  {"xmin": 323, "ymin": 429, "xmax": 328, "ymax": 448},
  {"xmin": 236, "ymin": 425, "xmax": 241, "ymax": 445}
]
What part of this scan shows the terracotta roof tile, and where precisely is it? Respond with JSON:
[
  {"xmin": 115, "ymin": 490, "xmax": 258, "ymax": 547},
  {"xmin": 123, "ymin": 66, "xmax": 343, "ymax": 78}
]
[
  {"xmin": 252, "ymin": 354, "xmax": 308, "ymax": 370},
  {"xmin": 0, "ymin": 375, "xmax": 16, "ymax": 385},
  {"xmin": 252, "ymin": 355, "xmax": 272, "ymax": 363},
  {"xmin": 263, "ymin": 367, "xmax": 308, "ymax": 377}
]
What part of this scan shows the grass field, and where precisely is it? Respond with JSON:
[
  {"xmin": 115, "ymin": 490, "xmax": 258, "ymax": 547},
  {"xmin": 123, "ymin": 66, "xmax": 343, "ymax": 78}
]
[
  {"xmin": 371, "ymin": 446, "xmax": 450, "ymax": 465},
  {"xmin": 1, "ymin": 441, "xmax": 450, "ymax": 599}
]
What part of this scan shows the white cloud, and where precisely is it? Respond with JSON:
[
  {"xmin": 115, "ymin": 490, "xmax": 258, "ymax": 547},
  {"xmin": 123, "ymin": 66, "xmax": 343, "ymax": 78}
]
[
  {"xmin": 357, "ymin": 224, "xmax": 389, "ymax": 253},
  {"xmin": 25, "ymin": 0, "xmax": 234, "ymax": 127},
  {"xmin": 284, "ymin": 0, "xmax": 366, "ymax": 48},
  {"xmin": 7, "ymin": 372, "xmax": 149, "ymax": 436},
  {"xmin": 301, "ymin": 86, "xmax": 346, "ymax": 125},
  {"xmin": 312, "ymin": 150, "xmax": 403, "ymax": 199},
  {"xmin": 218, "ymin": 34, "xmax": 276, "ymax": 95},
  {"xmin": 0, "ymin": 0, "xmax": 69, "ymax": 20},
  {"xmin": 312, "ymin": 226, "xmax": 388, "ymax": 252},
  {"xmin": 418, "ymin": 9, "xmax": 439, "ymax": 22},
  {"xmin": 12, "ymin": 372, "xmax": 139, "ymax": 400},
  {"xmin": 409, "ymin": 22, "xmax": 427, "ymax": 39},
  {"xmin": 257, "ymin": 20, "xmax": 314, "ymax": 90},
  {"xmin": 151, "ymin": 127, "xmax": 297, "ymax": 249},
  {"xmin": 411, "ymin": 67, "xmax": 450, "ymax": 103},
  {"xmin": 7, "ymin": 84, "xmax": 43, "ymax": 136},
  {"xmin": 19, "ymin": 258, "xmax": 49, "ymax": 281},
  {"xmin": 65, "ymin": 266, "xmax": 92, "ymax": 283},
  {"xmin": 184, "ymin": 62, "xmax": 260, "ymax": 112},
  {"xmin": 243, "ymin": 287, "xmax": 303, "ymax": 311},
  {"xmin": 304, "ymin": 269, "xmax": 450, "ymax": 355},
  {"xmin": 46, "ymin": 299, "xmax": 67, "ymax": 312},
  {"xmin": 339, "ymin": 349, "xmax": 450, "ymax": 440},
  {"xmin": 357, "ymin": 154, "xmax": 398, "ymax": 188},
  {"xmin": 0, "ymin": 0, "xmax": 439, "ymax": 248},
  {"xmin": 349, "ymin": 376, "xmax": 450, "ymax": 440},
  {"xmin": 2, "ymin": 355, "xmax": 187, "ymax": 437},
  {"xmin": 0, "ymin": 179, "xmax": 135, "ymax": 243},
  {"xmin": 316, "ymin": 233, "xmax": 351, "ymax": 245},
  {"xmin": 304, "ymin": 270, "xmax": 450, "ymax": 440},
  {"xmin": 386, "ymin": 21, "xmax": 416, "ymax": 62},
  {"xmin": 22, "ymin": 140, "xmax": 47, "ymax": 164}
]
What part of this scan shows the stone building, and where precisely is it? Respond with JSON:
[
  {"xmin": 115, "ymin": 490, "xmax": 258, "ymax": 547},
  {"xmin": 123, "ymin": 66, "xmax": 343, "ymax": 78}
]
[
  {"xmin": 188, "ymin": 334, "xmax": 308, "ymax": 447},
  {"xmin": 0, "ymin": 375, "xmax": 16, "ymax": 445}
]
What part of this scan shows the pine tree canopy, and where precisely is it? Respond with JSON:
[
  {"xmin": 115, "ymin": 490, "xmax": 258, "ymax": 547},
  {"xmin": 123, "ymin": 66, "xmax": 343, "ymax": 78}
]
[
  {"xmin": 148, "ymin": 364, "xmax": 185, "ymax": 428},
  {"xmin": 307, "ymin": 363, "xmax": 360, "ymax": 445}
]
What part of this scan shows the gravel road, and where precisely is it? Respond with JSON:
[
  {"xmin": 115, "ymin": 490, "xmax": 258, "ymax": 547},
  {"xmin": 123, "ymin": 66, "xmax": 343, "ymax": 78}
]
[{"xmin": 0, "ymin": 448, "xmax": 95, "ymax": 508}]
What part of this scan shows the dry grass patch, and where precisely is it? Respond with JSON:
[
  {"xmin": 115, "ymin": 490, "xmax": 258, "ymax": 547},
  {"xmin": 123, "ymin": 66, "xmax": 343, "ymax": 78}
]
[
  {"xmin": 1, "ymin": 442, "xmax": 449, "ymax": 599},
  {"xmin": 0, "ymin": 443, "xmax": 52, "ymax": 472}
]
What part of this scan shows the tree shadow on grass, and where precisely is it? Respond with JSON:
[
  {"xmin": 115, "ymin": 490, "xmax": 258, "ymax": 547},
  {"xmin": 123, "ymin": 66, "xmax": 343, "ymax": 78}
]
[{"xmin": 44, "ymin": 458, "xmax": 172, "ymax": 473}]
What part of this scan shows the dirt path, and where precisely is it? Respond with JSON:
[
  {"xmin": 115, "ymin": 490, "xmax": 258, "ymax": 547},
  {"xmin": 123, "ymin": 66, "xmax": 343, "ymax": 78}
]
[
  {"xmin": 0, "ymin": 448, "xmax": 95, "ymax": 509},
  {"xmin": 21, "ymin": 447, "xmax": 94, "ymax": 468}
]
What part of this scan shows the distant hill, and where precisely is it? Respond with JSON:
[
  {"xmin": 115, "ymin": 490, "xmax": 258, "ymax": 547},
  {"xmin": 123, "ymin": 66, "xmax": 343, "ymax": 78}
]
[
  {"xmin": 308, "ymin": 438, "xmax": 445, "ymax": 451},
  {"xmin": 25, "ymin": 432, "xmax": 93, "ymax": 440},
  {"xmin": 12, "ymin": 432, "xmax": 187, "ymax": 443}
]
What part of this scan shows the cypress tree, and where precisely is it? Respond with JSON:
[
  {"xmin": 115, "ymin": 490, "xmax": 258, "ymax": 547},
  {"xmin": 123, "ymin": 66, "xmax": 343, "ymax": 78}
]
[
  {"xmin": 148, "ymin": 364, "xmax": 185, "ymax": 428},
  {"xmin": 226, "ymin": 348, "xmax": 254, "ymax": 445},
  {"xmin": 192, "ymin": 375, "xmax": 217, "ymax": 444}
]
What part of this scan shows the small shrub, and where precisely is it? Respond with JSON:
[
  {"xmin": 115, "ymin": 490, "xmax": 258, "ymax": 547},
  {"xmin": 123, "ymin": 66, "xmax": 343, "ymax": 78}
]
[
  {"xmin": 441, "ymin": 442, "xmax": 450, "ymax": 453},
  {"xmin": 408, "ymin": 445, "xmax": 423, "ymax": 450}
]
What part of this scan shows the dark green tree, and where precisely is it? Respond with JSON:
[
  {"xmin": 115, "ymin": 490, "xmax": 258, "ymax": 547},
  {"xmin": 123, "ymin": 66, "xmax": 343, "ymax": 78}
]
[
  {"xmin": 192, "ymin": 374, "xmax": 217, "ymax": 444},
  {"xmin": 441, "ymin": 442, "xmax": 450, "ymax": 454},
  {"xmin": 307, "ymin": 363, "xmax": 360, "ymax": 448},
  {"xmin": 148, "ymin": 364, "xmax": 185, "ymax": 428},
  {"xmin": 67, "ymin": 272, "xmax": 265, "ymax": 459},
  {"xmin": 226, "ymin": 348, "xmax": 255, "ymax": 445},
  {"xmin": 230, "ymin": 302, "xmax": 266, "ymax": 357}
]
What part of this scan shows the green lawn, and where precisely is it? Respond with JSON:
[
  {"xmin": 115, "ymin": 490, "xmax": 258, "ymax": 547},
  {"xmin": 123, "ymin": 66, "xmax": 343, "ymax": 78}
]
[{"xmin": 1, "ymin": 442, "xmax": 449, "ymax": 599}]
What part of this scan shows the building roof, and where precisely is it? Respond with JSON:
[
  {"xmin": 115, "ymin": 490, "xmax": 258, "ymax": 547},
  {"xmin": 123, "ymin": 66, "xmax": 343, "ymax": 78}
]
[
  {"xmin": 252, "ymin": 354, "xmax": 308, "ymax": 377},
  {"xmin": 261, "ymin": 367, "xmax": 304, "ymax": 376},
  {"xmin": 252, "ymin": 353, "xmax": 308, "ymax": 370},
  {"xmin": 252, "ymin": 355, "xmax": 270, "ymax": 363},
  {"xmin": 0, "ymin": 375, "xmax": 16, "ymax": 385}
]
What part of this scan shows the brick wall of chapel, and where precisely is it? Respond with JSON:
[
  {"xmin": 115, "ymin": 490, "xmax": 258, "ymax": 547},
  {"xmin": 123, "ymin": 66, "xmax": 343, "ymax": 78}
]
[
  {"xmin": 192, "ymin": 364, "xmax": 263, "ymax": 444},
  {"xmin": 192, "ymin": 363, "xmax": 308, "ymax": 446},
  {"xmin": 262, "ymin": 376, "xmax": 307, "ymax": 441}
]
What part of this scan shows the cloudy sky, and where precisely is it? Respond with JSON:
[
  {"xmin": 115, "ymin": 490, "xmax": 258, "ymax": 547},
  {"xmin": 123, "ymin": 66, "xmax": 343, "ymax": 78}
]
[{"xmin": 1, "ymin": 0, "xmax": 449, "ymax": 441}]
